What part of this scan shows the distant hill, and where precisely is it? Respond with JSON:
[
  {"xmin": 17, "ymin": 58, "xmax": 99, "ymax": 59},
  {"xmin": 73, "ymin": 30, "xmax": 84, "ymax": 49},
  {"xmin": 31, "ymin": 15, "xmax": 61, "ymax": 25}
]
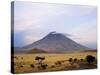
[
  {"xmin": 13, "ymin": 47, "xmax": 28, "ymax": 54},
  {"xmin": 28, "ymin": 48, "xmax": 47, "ymax": 53}
]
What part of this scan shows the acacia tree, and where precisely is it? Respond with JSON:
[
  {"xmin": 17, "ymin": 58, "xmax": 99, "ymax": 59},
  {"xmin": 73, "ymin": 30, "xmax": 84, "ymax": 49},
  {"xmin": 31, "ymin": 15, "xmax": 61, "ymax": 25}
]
[
  {"xmin": 86, "ymin": 55, "xmax": 95, "ymax": 64},
  {"xmin": 35, "ymin": 56, "xmax": 46, "ymax": 69}
]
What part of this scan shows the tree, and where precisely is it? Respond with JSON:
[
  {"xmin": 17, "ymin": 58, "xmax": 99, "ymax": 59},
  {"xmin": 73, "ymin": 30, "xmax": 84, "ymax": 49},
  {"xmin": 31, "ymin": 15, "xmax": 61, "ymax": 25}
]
[
  {"xmin": 86, "ymin": 55, "xmax": 95, "ymax": 64},
  {"xmin": 35, "ymin": 56, "xmax": 45, "ymax": 64},
  {"xmin": 35, "ymin": 56, "xmax": 46, "ymax": 69}
]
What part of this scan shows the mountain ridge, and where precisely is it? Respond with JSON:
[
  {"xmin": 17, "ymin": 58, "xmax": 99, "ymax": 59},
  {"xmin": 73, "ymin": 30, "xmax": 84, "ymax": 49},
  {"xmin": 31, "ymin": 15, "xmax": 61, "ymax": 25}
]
[{"xmin": 14, "ymin": 32, "xmax": 90, "ymax": 53}]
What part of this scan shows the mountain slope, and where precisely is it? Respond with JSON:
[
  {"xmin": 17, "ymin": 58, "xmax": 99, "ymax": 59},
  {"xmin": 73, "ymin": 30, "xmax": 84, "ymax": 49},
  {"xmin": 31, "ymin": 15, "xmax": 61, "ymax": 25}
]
[{"xmin": 23, "ymin": 32, "xmax": 89, "ymax": 53}]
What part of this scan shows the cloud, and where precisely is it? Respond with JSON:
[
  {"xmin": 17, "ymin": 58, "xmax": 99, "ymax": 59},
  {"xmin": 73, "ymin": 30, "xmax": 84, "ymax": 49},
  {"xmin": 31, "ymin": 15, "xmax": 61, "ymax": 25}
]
[
  {"xmin": 14, "ymin": 1, "xmax": 97, "ymax": 32},
  {"xmin": 62, "ymin": 33, "xmax": 72, "ymax": 37}
]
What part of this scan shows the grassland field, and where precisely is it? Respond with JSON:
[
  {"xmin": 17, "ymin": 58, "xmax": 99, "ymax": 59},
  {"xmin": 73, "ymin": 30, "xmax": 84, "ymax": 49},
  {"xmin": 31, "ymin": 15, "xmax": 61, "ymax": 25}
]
[{"xmin": 12, "ymin": 51, "xmax": 97, "ymax": 73}]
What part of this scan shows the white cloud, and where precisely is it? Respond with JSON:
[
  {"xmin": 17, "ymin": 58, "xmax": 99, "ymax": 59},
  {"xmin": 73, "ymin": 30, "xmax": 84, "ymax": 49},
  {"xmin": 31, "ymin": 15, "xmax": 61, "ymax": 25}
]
[{"xmin": 14, "ymin": 2, "xmax": 97, "ymax": 32}]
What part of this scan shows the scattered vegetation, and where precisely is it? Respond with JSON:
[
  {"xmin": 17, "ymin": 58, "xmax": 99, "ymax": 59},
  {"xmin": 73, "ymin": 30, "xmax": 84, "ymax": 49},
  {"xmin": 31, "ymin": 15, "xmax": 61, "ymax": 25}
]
[
  {"xmin": 40, "ymin": 64, "xmax": 48, "ymax": 69},
  {"xmin": 68, "ymin": 58, "xmax": 73, "ymax": 62},
  {"xmin": 55, "ymin": 61, "xmax": 62, "ymax": 66},
  {"xmin": 51, "ymin": 65, "xmax": 55, "ymax": 68},
  {"xmin": 85, "ymin": 55, "xmax": 95, "ymax": 64},
  {"xmin": 30, "ymin": 64, "xmax": 34, "ymax": 68},
  {"xmin": 13, "ymin": 51, "xmax": 97, "ymax": 73},
  {"xmin": 80, "ymin": 59, "xmax": 84, "ymax": 62},
  {"xmin": 68, "ymin": 58, "xmax": 73, "ymax": 65},
  {"xmin": 73, "ymin": 58, "xmax": 78, "ymax": 63}
]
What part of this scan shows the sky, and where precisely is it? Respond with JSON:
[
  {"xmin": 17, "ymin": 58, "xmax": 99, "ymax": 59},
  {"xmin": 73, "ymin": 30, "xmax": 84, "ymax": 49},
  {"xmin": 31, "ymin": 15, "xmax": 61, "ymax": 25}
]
[{"xmin": 13, "ymin": 1, "xmax": 97, "ymax": 49}]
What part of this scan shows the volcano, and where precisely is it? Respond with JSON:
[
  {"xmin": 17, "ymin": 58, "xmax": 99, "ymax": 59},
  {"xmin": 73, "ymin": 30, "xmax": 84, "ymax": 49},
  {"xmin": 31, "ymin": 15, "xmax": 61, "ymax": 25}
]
[{"xmin": 17, "ymin": 32, "xmax": 89, "ymax": 53}]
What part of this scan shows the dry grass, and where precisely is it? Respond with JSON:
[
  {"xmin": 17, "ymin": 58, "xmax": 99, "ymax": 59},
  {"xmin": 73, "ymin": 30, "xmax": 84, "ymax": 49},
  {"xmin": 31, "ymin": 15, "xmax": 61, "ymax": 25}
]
[{"xmin": 12, "ymin": 51, "xmax": 97, "ymax": 73}]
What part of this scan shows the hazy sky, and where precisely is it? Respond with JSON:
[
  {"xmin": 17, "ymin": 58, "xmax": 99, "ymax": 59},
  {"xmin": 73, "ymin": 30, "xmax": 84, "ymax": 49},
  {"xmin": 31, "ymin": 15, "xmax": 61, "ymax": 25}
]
[{"xmin": 13, "ymin": 1, "xmax": 97, "ymax": 49}]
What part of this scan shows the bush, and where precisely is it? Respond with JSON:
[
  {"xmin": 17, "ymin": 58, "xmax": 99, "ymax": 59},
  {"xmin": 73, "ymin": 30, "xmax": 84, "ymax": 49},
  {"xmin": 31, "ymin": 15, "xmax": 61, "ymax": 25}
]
[
  {"xmin": 51, "ymin": 65, "xmax": 55, "ymax": 68},
  {"xmin": 85, "ymin": 55, "xmax": 95, "ymax": 64},
  {"xmin": 80, "ymin": 59, "xmax": 84, "ymax": 62},
  {"xmin": 73, "ymin": 58, "xmax": 78, "ymax": 62},
  {"xmin": 19, "ymin": 65, "xmax": 23, "ymax": 68},
  {"xmin": 55, "ymin": 61, "xmax": 62, "ymax": 65},
  {"xmin": 68, "ymin": 58, "xmax": 74, "ymax": 65},
  {"xmin": 57, "ymin": 61, "xmax": 62, "ymax": 65},
  {"xmin": 41, "ymin": 64, "xmax": 48, "ymax": 69},
  {"xmin": 30, "ymin": 64, "xmax": 34, "ymax": 68},
  {"xmin": 68, "ymin": 58, "xmax": 73, "ymax": 62}
]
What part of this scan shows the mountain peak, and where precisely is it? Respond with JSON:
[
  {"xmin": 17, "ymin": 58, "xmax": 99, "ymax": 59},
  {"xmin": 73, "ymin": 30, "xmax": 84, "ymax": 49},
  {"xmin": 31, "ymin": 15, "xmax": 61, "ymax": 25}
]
[
  {"xmin": 21, "ymin": 31, "xmax": 89, "ymax": 53},
  {"xmin": 49, "ymin": 31, "xmax": 57, "ymax": 34},
  {"xmin": 44, "ymin": 32, "xmax": 67, "ymax": 39}
]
